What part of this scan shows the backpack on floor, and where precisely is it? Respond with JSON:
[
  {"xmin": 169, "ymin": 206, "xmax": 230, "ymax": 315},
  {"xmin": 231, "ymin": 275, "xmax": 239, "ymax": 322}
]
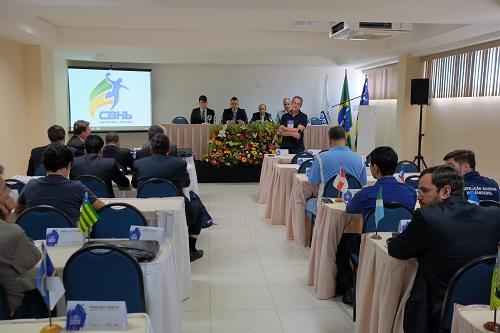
[{"xmin": 189, "ymin": 191, "xmax": 214, "ymax": 228}]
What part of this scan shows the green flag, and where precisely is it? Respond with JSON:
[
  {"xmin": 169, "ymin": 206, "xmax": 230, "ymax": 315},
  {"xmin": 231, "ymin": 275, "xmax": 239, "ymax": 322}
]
[
  {"xmin": 490, "ymin": 244, "xmax": 500, "ymax": 310},
  {"xmin": 338, "ymin": 70, "xmax": 353, "ymax": 148},
  {"xmin": 79, "ymin": 192, "xmax": 99, "ymax": 233}
]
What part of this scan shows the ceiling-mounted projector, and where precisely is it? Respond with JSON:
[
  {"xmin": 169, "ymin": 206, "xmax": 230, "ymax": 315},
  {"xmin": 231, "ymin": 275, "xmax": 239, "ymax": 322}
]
[{"xmin": 329, "ymin": 22, "xmax": 412, "ymax": 40}]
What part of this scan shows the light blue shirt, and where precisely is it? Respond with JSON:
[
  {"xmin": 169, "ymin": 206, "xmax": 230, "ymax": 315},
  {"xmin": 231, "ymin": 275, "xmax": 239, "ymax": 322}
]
[
  {"xmin": 275, "ymin": 109, "xmax": 286, "ymax": 123},
  {"xmin": 308, "ymin": 146, "xmax": 367, "ymax": 186}
]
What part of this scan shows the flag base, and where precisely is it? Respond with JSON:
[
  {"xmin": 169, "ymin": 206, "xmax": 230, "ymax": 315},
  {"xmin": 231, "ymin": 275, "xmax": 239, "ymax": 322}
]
[
  {"xmin": 334, "ymin": 198, "xmax": 343, "ymax": 202},
  {"xmin": 370, "ymin": 233, "xmax": 382, "ymax": 240},
  {"xmin": 40, "ymin": 323, "xmax": 63, "ymax": 333},
  {"xmin": 483, "ymin": 322, "xmax": 500, "ymax": 332}
]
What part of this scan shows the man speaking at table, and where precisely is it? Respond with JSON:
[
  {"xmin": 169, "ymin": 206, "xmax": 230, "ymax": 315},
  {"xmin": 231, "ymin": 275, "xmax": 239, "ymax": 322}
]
[
  {"xmin": 277, "ymin": 96, "xmax": 308, "ymax": 154},
  {"xmin": 387, "ymin": 165, "xmax": 500, "ymax": 333},
  {"xmin": 221, "ymin": 97, "xmax": 248, "ymax": 124}
]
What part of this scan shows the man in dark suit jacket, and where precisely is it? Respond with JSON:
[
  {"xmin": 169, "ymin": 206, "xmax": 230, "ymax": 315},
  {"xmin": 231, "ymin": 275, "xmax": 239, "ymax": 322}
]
[
  {"xmin": 191, "ymin": 95, "xmax": 215, "ymax": 124},
  {"xmin": 388, "ymin": 165, "xmax": 500, "ymax": 333},
  {"xmin": 70, "ymin": 135, "xmax": 130, "ymax": 197},
  {"xmin": 221, "ymin": 97, "xmax": 248, "ymax": 124},
  {"xmin": 132, "ymin": 133, "xmax": 204, "ymax": 261},
  {"xmin": 67, "ymin": 120, "xmax": 91, "ymax": 157},
  {"xmin": 102, "ymin": 132, "xmax": 134, "ymax": 175},
  {"xmin": 135, "ymin": 125, "xmax": 178, "ymax": 160},
  {"xmin": 250, "ymin": 104, "xmax": 273, "ymax": 123},
  {"xmin": 27, "ymin": 125, "xmax": 67, "ymax": 176}
]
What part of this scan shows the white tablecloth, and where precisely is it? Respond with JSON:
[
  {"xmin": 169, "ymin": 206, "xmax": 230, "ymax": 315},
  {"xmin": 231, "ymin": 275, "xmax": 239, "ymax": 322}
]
[
  {"xmin": 36, "ymin": 241, "xmax": 180, "ymax": 333},
  {"xmin": 451, "ymin": 304, "xmax": 496, "ymax": 333},
  {"xmin": 0, "ymin": 313, "xmax": 153, "ymax": 333},
  {"xmin": 100, "ymin": 197, "xmax": 191, "ymax": 302}
]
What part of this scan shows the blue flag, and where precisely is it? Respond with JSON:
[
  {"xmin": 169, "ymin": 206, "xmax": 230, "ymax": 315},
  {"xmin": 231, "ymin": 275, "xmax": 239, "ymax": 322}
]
[
  {"xmin": 354, "ymin": 76, "xmax": 369, "ymax": 152},
  {"xmin": 375, "ymin": 187, "xmax": 384, "ymax": 229},
  {"xmin": 36, "ymin": 244, "xmax": 65, "ymax": 310},
  {"xmin": 319, "ymin": 111, "xmax": 329, "ymax": 124}
]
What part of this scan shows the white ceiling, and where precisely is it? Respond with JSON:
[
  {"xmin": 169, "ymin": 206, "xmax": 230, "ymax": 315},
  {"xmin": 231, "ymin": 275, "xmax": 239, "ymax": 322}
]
[{"xmin": 0, "ymin": 0, "xmax": 499, "ymax": 66}]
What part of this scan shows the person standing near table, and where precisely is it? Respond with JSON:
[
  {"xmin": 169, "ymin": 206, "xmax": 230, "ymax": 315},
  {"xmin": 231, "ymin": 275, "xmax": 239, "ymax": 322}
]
[
  {"xmin": 275, "ymin": 97, "xmax": 291, "ymax": 123},
  {"xmin": 221, "ymin": 97, "xmax": 248, "ymax": 124},
  {"xmin": 277, "ymin": 96, "xmax": 308, "ymax": 154},
  {"xmin": 250, "ymin": 104, "xmax": 272, "ymax": 123},
  {"xmin": 190, "ymin": 95, "xmax": 215, "ymax": 124}
]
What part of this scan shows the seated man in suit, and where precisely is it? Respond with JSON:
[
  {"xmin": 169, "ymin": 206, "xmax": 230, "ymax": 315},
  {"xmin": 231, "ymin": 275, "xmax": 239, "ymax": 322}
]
[
  {"xmin": 388, "ymin": 165, "xmax": 500, "ymax": 333},
  {"xmin": 102, "ymin": 132, "xmax": 134, "ymax": 175},
  {"xmin": 443, "ymin": 149, "xmax": 499, "ymax": 201},
  {"xmin": 132, "ymin": 133, "xmax": 204, "ymax": 262},
  {"xmin": 16, "ymin": 143, "xmax": 105, "ymax": 226},
  {"xmin": 190, "ymin": 95, "xmax": 215, "ymax": 124},
  {"xmin": 0, "ymin": 164, "xmax": 41, "ymax": 316},
  {"xmin": 70, "ymin": 135, "xmax": 130, "ymax": 197},
  {"xmin": 135, "ymin": 125, "xmax": 178, "ymax": 160},
  {"xmin": 221, "ymin": 97, "xmax": 248, "ymax": 124},
  {"xmin": 27, "ymin": 125, "xmax": 66, "ymax": 176},
  {"xmin": 250, "ymin": 104, "xmax": 272, "ymax": 123},
  {"xmin": 67, "ymin": 120, "xmax": 91, "ymax": 157}
]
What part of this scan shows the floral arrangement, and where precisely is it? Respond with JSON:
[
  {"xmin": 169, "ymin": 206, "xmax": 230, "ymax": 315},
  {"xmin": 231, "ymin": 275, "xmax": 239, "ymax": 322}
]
[{"xmin": 205, "ymin": 122, "xmax": 281, "ymax": 167}]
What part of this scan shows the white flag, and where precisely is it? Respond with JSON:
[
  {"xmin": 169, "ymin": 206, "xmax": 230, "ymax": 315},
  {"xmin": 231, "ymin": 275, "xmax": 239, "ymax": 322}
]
[{"xmin": 320, "ymin": 75, "xmax": 330, "ymax": 124}]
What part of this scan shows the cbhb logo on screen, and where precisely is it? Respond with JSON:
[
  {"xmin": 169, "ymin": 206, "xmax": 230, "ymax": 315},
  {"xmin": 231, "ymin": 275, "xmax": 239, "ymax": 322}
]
[{"xmin": 87, "ymin": 73, "xmax": 132, "ymax": 120}]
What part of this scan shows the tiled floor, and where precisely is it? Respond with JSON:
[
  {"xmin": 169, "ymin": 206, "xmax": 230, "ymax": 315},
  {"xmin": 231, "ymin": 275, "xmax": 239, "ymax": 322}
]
[{"xmin": 182, "ymin": 183, "xmax": 355, "ymax": 333}]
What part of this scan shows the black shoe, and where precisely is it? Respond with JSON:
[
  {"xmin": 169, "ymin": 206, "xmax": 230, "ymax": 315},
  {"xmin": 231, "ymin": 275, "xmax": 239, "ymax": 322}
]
[
  {"xmin": 342, "ymin": 288, "xmax": 354, "ymax": 305},
  {"xmin": 190, "ymin": 249, "xmax": 204, "ymax": 262}
]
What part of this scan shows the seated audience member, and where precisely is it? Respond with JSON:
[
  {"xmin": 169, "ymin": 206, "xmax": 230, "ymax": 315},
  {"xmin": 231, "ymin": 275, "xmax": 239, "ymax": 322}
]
[
  {"xmin": 388, "ymin": 165, "xmax": 500, "ymax": 333},
  {"xmin": 132, "ymin": 133, "xmax": 204, "ymax": 261},
  {"xmin": 221, "ymin": 97, "xmax": 248, "ymax": 124},
  {"xmin": 0, "ymin": 164, "xmax": 41, "ymax": 315},
  {"xmin": 275, "ymin": 97, "xmax": 291, "ymax": 123},
  {"xmin": 135, "ymin": 125, "xmax": 177, "ymax": 160},
  {"xmin": 443, "ymin": 149, "xmax": 499, "ymax": 201},
  {"xmin": 347, "ymin": 146, "xmax": 417, "ymax": 215},
  {"xmin": 102, "ymin": 132, "xmax": 134, "ymax": 175},
  {"xmin": 70, "ymin": 135, "xmax": 130, "ymax": 196},
  {"xmin": 190, "ymin": 95, "xmax": 215, "ymax": 124},
  {"xmin": 67, "ymin": 120, "xmax": 91, "ymax": 157},
  {"xmin": 250, "ymin": 104, "xmax": 272, "ymax": 123},
  {"xmin": 27, "ymin": 125, "xmax": 66, "ymax": 176},
  {"xmin": 278, "ymin": 96, "xmax": 308, "ymax": 154},
  {"xmin": 15, "ymin": 143, "xmax": 105, "ymax": 225}
]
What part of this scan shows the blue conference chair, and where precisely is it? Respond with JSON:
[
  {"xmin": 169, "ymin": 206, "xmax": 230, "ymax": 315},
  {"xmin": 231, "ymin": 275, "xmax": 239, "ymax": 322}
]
[
  {"xmin": 298, "ymin": 159, "xmax": 314, "ymax": 174},
  {"xmin": 75, "ymin": 175, "xmax": 111, "ymax": 198},
  {"xmin": 137, "ymin": 178, "xmax": 179, "ymax": 198},
  {"xmin": 395, "ymin": 160, "xmax": 419, "ymax": 173},
  {"xmin": 0, "ymin": 282, "xmax": 10, "ymax": 320},
  {"xmin": 92, "ymin": 203, "xmax": 147, "ymax": 239},
  {"xmin": 63, "ymin": 244, "xmax": 146, "ymax": 313},
  {"xmin": 34, "ymin": 165, "xmax": 47, "ymax": 176},
  {"xmin": 405, "ymin": 175, "xmax": 420, "ymax": 190},
  {"xmin": 479, "ymin": 200, "xmax": 500, "ymax": 207},
  {"xmin": 5, "ymin": 179, "xmax": 25, "ymax": 193},
  {"xmin": 16, "ymin": 205, "xmax": 73, "ymax": 240},
  {"xmin": 438, "ymin": 255, "xmax": 496, "ymax": 333},
  {"xmin": 310, "ymin": 117, "xmax": 322, "ymax": 125},
  {"xmin": 172, "ymin": 116, "xmax": 189, "ymax": 124},
  {"xmin": 290, "ymin": 152, "xmax": 314, "ymax": 164}
]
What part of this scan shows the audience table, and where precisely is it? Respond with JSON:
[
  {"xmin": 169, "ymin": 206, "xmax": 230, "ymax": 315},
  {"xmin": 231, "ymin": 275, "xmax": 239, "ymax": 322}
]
[
  {"xmin": 355, "ymin": 232, "xmax": 418, "ymax": 333},
  {"xmin": 35, "ymin": 240, "xmax": 180, "ymax": 333},
  {"xmin": 307, "ymin": 201, "xmax": 363, "ymax": 299},
  {"xmin": 257, "ymin": 154, "xmax": 294, "ymax": 204},
  {"xmin": 265, "ymin": 163, "xmax": 300, "ymax": 225},
  {"xmin": 100, "ymin": 197, "xmax": 191, "ymax": 301},
  {"xmin": 451, "ymin": 305, "xmax": 494, "ymax": 333},
  {"xmin": 285, "ymin": 173, "xmax": 318, "ymax": 244},
  {"xmin": 0, "ymin": 313, "xmax": 153, "ymax": 333},
  {"xmin": 163, "ymin": 123, "xmax": 331, "ymax": 160}
]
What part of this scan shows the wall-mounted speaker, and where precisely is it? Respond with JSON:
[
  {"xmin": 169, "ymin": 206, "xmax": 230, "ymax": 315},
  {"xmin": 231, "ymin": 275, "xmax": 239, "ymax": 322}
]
[{"xmin": 411, "ymin": 78, "xmax": 430, "ymax": 105}]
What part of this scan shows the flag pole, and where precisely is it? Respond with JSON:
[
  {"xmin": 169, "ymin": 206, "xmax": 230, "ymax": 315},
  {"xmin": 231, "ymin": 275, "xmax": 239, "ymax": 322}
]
[
  {"xmin": 40, "ymin": 243, "xmax": 62, "ymax": 333},
  {"xmin": 484, "ymin": 309, "xmax": 499, "ymax": 331}
]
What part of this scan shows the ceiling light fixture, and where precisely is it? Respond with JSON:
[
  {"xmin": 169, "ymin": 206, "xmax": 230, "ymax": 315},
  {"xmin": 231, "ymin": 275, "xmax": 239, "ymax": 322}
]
[{"xmin": 293, "ymin": 20, "xmax": 317, "ymax": 27}]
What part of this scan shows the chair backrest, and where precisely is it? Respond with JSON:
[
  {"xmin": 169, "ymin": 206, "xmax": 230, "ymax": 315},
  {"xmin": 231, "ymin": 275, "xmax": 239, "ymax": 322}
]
[
  {"xmin": 479, "ymin": 200, "xmax": 500, "ymax": 207},
  {"xmin": 63, "ymin": 244, "xmax": 146, "ymax": 313},
  {"xmin": 363, "ymin": 202, "xmax": 413, "ymax": 233},
  {"xmin": 405, "ymin": 175, "xmax": 420, "ymax": 190},
  {"xmin": 323, "ymin": 174, "xmax": 362, "ymax": 197},
  {"xmin": 92, "ymin": 203, "xmax": 147, "ymax": 239},
  {"xmin": 137, "ymin": 178, "xmax": 179, "ymax": 198},
  {"xmin": 298, "ymin": 159, "xmax": 314, "ymax": 174},
  {"xmin": 439, "ymin": 255, "xmax": 496, "ymax": 333},
  {"xmin": 291, "ymin": 152, "xmax": 314, "ymax": 164},
  {"xmin": 0, "ymin": 281, "xmax": 10, "ymax": 320},
  {"xmin": 16, "ymin": 205, "xmax": 73, "ymax": 240},
  {"xmin": 75, "ymin": 175, "xmax": 111, "ymax": 198},
  {"xmin": 310, "ymin": 117, "xmax": 322, "ymax": 125},
  {"xmin": 34, "ymin": 165, "xmax": 47, "ymax": 176},
  {"xmin": 172, "ymin": 116, "xmax": 189, "ymax": 124},
  {"xmin": 4, "ymin": 179, "xmax": 25, "ymax": 193},
  {"xmin": 395, "ymin": 160, "xmax": 419, "ymax": 173}
]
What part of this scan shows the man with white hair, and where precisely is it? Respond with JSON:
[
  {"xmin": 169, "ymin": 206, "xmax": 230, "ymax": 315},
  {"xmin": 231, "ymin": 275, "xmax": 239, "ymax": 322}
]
[{"xmin": 275, "ymin": 97, "xmax": 291, "ymax": 123}]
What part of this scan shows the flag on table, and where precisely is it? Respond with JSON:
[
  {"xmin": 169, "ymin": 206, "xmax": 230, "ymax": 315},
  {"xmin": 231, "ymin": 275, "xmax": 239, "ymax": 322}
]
[
  {"xmin": 397, "ymin": 168, "xmax": 405, "ymax": 183},
  {"xmin": 467, "ymin": 191, "xmax": 480, "ymax": 205},
  {"xmin": 36, "ymin": 244, "xmax": 65, "ymax": 310},
  {"xmin": 320, "ymin": 75, "xmax": 331, "ymax": 124},
  {"xmin": 79, "ymin": 192, "xmax": 99, "ymax": 233},
  {"xmin": 354, "ymin": 76, "xmax": 369, "ymax": 152},
  {"xmin": 489, "ymin": 243, "xmax": 500, "ymax": 310},
  {"xmin": 338, "ymin": 70, "xmax": 353, "ymax": 148},
  {"xmin": 332, "ymin": 166, "xmax": 348, "ymax": 193},
  {"xmin": 375, "ymin": 187, "xmax": 384, "ymax": 229}
]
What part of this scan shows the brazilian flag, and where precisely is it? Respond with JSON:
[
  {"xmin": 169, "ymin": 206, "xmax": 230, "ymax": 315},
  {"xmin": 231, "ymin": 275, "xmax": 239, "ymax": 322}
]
[
  {"xmin": 79, "ymin": 192, "xmax": 99, "ymax": 233},
  {"xmin": 490, "ymin": 245, "xmax": 500, "ymax": 310},
  {"xmin": 338, "ymin": 71, "xmax": 353, "ymax": 148}
]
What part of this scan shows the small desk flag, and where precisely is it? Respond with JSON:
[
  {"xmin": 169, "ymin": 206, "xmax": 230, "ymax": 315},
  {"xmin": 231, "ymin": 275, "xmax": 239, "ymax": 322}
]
[
  {"xmin": 397, "ymin": 168, "xmax": 405, "ymax": 183},
  {"xmin": 375, "ymin": 187, "xmax": 384, "ymax": 229},
  {"xmin": 490, "ymin": 244, "xmax": 500, "ymax": 310},
  {"xmin": 79, "ymin": 192, "xmax": 99, "ymax": 233},
  {"xmin": 333, "ymin": 167, "xmax": 348, "ymax": 193},
  {"xmin": 36, "ymin": 244, "xmax": 65, "ymax": 310}
]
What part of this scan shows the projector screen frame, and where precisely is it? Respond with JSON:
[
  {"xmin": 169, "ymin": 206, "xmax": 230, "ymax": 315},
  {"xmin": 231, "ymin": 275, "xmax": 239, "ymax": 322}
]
[{"xmin": 67, "ymin": 66, "xmax": 152, "ymax": 134}]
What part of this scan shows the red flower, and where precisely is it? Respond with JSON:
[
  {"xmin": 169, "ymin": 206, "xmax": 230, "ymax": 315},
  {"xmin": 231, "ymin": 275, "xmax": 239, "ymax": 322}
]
[
  {"xmin": 211, "ymin": 160, "xmax": 217, "ymax": 166},
  {"xmin": 227, "ymin": 134, "xmax": 232, "ymax": 140}
]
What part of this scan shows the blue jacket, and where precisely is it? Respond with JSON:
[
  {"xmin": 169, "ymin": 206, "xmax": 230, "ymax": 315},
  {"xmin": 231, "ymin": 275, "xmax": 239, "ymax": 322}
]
[
  {"xmin": 463, "ymin": 171, "xmax": 499, "ymax": 201},
  {"xmin": 346, "ymin": 176, "xmax": 417, "ymax": 216}
]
